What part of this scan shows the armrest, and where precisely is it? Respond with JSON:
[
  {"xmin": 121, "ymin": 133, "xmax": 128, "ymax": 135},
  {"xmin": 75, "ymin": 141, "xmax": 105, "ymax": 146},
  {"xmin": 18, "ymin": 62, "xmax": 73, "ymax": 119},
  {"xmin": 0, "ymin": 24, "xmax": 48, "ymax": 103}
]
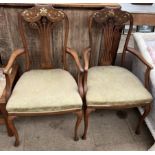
[
  {"xmin": 66, "ymin": 47, "xmax": 84, "ymax": 72},
  {"xmin": 0, "ymin": 64, "xmax": 18, "ymax": 103},
  {"xmin": 127, "ymin": 47, "xmax": 153, "ymax": 89},
  {"xmin": 3, "ymin": 49, "xmax": 25, "ymax": 74},
  {"xmin": 66, "ymin": 47, "xmax": 84, "ymax": 98},
  {"xmin": 83, "ymin": 47, "xmax": 91, "ymax": 95},
  {"xmin": 127, "ymin": 47, "xmax": 153, "ymax": 70},
  {"xmin": 83, "ymin": 47, "xmax": 91, "ymax": 71}
]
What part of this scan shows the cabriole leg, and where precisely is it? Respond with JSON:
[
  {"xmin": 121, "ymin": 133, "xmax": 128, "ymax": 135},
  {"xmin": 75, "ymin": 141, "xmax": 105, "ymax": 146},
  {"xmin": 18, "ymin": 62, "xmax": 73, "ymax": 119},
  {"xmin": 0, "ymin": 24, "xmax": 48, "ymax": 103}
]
[
  {"xmin": 82, "ymin": 108, "xmax": 94, "ymax": 140},
  {"xmin": 8, "ymin": 117, "xmax": 19, "ymax": 147},
  {"xmin": 0, "ymin": 105, "xmax": 14, "ymax": 136},
  {"xmin": 74, "ymin": 110, "xmax": 83, "ymax": 141}
]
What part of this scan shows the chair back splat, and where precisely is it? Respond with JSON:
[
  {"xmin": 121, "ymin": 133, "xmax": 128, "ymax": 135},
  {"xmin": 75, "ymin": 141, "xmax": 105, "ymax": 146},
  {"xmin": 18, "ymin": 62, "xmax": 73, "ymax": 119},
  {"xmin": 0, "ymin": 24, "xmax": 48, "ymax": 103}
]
[
  {"xmin": 18, "ymin": 5, "xmax": 69, "ymax": 70},
  {"xmin": 89, "ymin": 7, "xmax": 133, "ymax": 66}
]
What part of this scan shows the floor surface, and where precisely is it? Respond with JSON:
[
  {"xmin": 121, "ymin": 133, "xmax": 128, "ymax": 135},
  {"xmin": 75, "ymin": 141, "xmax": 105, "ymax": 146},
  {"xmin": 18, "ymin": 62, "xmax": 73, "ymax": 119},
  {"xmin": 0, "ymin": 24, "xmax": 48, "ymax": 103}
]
[{"xmin": 0, "ymin": 109, "xmax": 154, "ymax": 151}]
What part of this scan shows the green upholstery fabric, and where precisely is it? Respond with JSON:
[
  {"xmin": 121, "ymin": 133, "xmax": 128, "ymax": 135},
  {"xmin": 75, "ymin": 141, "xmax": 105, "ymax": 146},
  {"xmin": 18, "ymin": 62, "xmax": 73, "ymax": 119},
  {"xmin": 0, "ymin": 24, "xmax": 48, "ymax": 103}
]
[
  {"xmin": 86, "ymin": 66, "xmax": 152, "ymax": 107},
  {"xmin": 6, "ymin": 69, "xmax": 82, "ymax": 113}
]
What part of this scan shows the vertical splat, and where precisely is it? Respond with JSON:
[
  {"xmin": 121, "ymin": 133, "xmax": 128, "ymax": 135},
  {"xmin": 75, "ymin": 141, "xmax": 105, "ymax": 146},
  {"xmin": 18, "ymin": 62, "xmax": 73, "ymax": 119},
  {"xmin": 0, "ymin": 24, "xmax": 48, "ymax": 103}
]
[
  {"xmin": 18, "ymin": 5, "xmax": 67, "ymax": 70},
  {"xmin": 89, "ymin": 7, "xmax": 132, "ymax": 66},
  {"xmin": 99, "ymin": 24, "xmax": 123, "ymax": 65},
  {"xmin": 35, "ymin": 17, "xmax": 53, "ymax": 68}
]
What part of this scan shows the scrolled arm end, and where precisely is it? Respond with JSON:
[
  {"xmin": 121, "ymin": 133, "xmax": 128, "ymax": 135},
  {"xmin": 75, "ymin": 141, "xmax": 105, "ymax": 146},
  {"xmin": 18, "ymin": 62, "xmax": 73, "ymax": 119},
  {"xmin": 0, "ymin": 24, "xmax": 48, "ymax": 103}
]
[
  {"xmin": 66, "ymin": 47, "xmax": 84, "ymax": 98},
  {"xmin": 66, "ymin": 47, "xmax": 84, "ymax": 72},
  {"xmin": 3, "ymin": 48, "xmax": 25, "ymax": 74},
  {"xmin": 83, "ymin": 47, "xmax": 91, "ymax": 71}
]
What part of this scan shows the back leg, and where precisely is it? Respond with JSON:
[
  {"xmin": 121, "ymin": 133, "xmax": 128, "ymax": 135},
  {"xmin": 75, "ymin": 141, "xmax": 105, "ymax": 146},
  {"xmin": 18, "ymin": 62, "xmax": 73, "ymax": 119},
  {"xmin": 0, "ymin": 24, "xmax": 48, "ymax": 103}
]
[{"xmin": 135, "ymin": 104, "xmax": 151, "ymax": 134}]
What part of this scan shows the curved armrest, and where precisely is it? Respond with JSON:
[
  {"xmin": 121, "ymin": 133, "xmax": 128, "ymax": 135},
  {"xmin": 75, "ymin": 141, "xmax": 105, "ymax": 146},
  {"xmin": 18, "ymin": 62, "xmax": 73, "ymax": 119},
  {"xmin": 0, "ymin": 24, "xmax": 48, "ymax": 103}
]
[
  {"xmin": 66, "ymin": 47, "xmax": 84, "ymax": 72},
  {"xmin": 3, "ymin": 48, "xmax": 25, "ymax": 74},
  {"xmin": 127, "ymin": 47, "xmax": 153, "ymax": 70},
  {"xmin": 66, "ymin": 47, "xmax": 84, "ymax": 98},
  {"xmin": 83, "ymin": 47, "xmax": 91, "ymax": 95},
  {"xmin": 83, "ymin": 47, "xmax": 91, "ymax": 71},
  {"xmin": 127, "ymin": 47, "xmax": 153, "ymax": 89}
]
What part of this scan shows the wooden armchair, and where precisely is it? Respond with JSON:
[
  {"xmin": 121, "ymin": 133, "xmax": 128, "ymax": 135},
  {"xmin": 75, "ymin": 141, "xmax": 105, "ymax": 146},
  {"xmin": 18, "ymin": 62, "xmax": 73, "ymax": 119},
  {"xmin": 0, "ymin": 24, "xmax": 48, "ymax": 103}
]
[
  {"xmin": 3, "ymin": 5, "xmax": 83, "ymax": 146},
  {"xmin": 82, "ymin": 7, "xmax": 153, "ymax": 140}
]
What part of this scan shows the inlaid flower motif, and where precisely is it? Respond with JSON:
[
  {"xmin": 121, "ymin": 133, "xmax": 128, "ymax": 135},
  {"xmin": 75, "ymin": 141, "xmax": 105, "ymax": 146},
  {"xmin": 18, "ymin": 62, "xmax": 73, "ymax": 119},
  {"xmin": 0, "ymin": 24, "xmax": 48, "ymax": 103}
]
[{"xmin": 40, "ymin": 8, "xmax": 48, "ymax": 16}]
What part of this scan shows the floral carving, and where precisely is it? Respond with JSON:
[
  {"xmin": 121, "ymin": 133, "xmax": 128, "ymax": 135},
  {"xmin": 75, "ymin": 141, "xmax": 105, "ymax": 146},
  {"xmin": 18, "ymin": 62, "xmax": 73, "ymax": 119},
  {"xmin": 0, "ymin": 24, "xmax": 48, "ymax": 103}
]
[
  {"xmin": 22, "ymin": 5, "xmax": 65, "ymax": 23},
  {"xmin": 93, "ymin": 8, "xmax": 131, "ymax": 25}
]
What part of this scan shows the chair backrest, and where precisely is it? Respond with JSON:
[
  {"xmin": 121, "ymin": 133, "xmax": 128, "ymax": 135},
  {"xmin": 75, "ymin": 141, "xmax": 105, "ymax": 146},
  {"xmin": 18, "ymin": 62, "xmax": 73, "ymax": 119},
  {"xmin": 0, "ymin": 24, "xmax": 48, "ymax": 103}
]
[
  {"xmin": 18, "ymin": 5, "xmax": 69, "ymax": 70},
  {"xmin": 88, "ymin": 7, "xmax": 133, "ymax": 66}
]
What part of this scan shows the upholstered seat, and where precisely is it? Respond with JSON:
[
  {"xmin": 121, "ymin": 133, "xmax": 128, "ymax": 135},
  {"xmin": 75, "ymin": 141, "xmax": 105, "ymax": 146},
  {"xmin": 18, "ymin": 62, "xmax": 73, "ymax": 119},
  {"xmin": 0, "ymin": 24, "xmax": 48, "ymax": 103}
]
[
  {"xmin": 86, "ymin": 66, "xmax": 152, "ymax": 107},
  {"xmin": 6, "ymin": 69, "xmax": 82, "ymax": 113}
]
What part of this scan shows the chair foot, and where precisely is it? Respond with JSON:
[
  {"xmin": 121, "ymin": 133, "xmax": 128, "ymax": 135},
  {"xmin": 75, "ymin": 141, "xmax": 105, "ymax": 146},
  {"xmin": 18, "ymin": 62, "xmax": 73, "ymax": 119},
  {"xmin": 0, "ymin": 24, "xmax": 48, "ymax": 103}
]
[
  {"xmin": 135, "ymin": 104, "xmax": 151, "ymax": 135},
  {"xmin": 135, "ymin": 129, "xmax": 140, "ymax": 135},
  {"xmin": 8, "ymin": 117, "xmax": 20, "ymax": 147},
  {"xmin": 74, "ymin": 110, "xmax": 83, "ymax": 141},
  {"xmin": 82, "ymin": 108, "xmax": 95, "ymax": 140},
  {"xmin": 74, "ymin": 137, "xmax": 79, "ymax": 141},
  {"xmin": 14, "ymin": 140, "xmax": 20, "ymax": 147},
  {"xmin": 81, "ymin": 135, "xmax": 86, "ymax": 140},
  {"xmin": 116, "ymin": 110, "xmax": 128, "ymax": 119}
]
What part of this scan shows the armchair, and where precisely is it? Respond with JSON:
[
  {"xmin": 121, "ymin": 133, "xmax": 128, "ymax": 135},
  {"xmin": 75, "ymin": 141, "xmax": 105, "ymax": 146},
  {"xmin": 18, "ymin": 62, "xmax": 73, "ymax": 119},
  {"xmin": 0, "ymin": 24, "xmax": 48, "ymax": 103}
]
[
  {"xmin": 82, "ymin": 7, "xmax": 153, "ymax": 140},
  {"xmin": 3, "ymin": 5, "xmax": 83, "ymax": 146}
]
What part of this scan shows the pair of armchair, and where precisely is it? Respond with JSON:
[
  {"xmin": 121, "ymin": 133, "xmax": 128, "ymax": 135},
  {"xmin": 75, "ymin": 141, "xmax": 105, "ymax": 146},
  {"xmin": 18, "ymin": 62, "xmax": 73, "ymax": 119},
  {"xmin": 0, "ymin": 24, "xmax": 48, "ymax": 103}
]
[{"xmin": 0, "ymin": 5, "xmax": 153, "ymax": 147}]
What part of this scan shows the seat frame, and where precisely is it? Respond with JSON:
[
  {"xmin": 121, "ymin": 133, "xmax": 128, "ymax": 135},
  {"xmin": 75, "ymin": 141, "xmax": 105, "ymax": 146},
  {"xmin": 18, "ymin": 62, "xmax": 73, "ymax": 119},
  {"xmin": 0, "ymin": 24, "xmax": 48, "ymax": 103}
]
[
  {"xmin": 82, "ymin": 6, "xmax": 153, "ymax": 140},
  {"xmin": 3, "ymin": 5, "xmax": 84, "ymax": 146}
]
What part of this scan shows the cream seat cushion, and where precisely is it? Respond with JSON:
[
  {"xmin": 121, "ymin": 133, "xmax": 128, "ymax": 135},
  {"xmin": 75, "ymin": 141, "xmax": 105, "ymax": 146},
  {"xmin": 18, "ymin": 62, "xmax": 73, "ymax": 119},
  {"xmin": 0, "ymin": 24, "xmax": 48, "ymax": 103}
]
[
  {"xmin": 86, "ymin": 66, "xmax": 152, "ymax": 107},
  {"xmin": 6, "ymin": 69, "xmax": 82, "ymax": 113}
]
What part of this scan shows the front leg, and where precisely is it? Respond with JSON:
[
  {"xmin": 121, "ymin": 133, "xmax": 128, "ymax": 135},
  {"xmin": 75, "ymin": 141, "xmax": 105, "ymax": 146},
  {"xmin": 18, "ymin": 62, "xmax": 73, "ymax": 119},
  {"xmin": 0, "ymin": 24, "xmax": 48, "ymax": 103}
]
[
  {"xmin": 8, "ymin": 116, "xmax": 19, "ymax": 146},
  {"xmin": 74, "ymin": 110, "xmax": 83, "ymax": 141},
  {"xmin": 82, "ymin": 107, "xmax": 95, "ymax": 140},
  {"xmin": 0, "ymin": 104, "xmax": 14, "ymax": 137}
]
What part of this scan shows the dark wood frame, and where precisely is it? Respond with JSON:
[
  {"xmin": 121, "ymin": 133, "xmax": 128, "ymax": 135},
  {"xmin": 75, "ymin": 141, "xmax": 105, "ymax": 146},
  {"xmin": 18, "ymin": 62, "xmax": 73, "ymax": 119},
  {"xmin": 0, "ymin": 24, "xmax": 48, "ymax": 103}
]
[
  {"xmin": 2, "ymin": 4, "xmax": 84, "ymax": 146},
  {"xmin": 82, "ymin": 6, "xmax": 153, "ymax": 140}
]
